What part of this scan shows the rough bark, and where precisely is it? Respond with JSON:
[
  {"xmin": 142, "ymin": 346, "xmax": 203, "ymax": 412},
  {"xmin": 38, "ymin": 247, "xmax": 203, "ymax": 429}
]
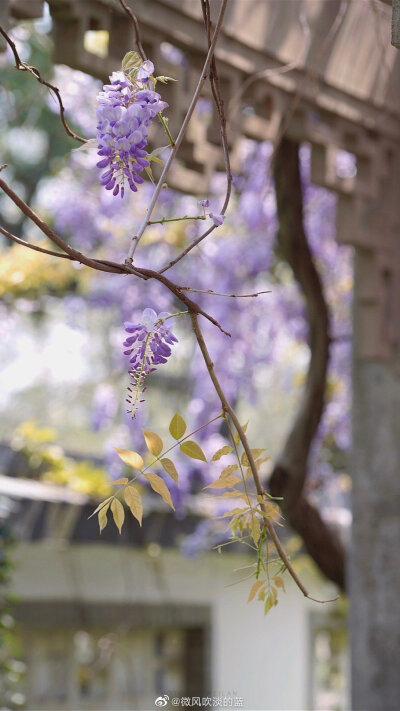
[{"xmin": 270, "ymin": 137, "xmax": 345, "ymax": 590}]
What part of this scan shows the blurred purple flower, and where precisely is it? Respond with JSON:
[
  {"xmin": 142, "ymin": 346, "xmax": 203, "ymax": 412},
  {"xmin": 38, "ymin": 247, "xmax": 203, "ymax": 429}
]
[
  {"xmin": 209, "ymin": 213, "xmax": 224, "ymax": 226},
  {"xmin": 123, "ymin": 308, "xmax": 178, "ymax": 416}
]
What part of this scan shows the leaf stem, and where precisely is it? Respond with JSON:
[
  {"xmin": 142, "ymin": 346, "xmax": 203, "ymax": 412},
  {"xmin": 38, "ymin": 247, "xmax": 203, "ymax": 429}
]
[
  {"xmin": 148, "ymin": 215, "xmax": 206, "ymax": 225},
  {"xmin": 141, "ymin": 412, "xmax": 223, "ymax": 474}
]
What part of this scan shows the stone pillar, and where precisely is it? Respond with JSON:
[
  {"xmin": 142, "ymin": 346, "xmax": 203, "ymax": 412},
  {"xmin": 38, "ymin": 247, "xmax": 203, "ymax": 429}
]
[
  {"xmin": 350, "ymin": 147, "xmax": 400, "ymax": 708},
  {"xmin": 351, "ymin": 315, "xmax": 400, "ymax": 709}
]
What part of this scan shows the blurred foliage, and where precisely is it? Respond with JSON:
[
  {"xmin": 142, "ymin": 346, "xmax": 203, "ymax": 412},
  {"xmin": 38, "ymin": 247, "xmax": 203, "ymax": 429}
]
[
  {"xmin": 0, "ymin": 26, "xmax": 80, "ymax": 203},
  {"xmin": 0, "ymin": 24, "xmax": 88, "ymax": 300},
  {"xmin": 0, "ymin": 243, "xmax": 86, "ymax": 299},
  {"xmin": 11, "ymin": 421, "xmax": 112, "ymax": 500},
  {"xmin": 0, "ymin": 522, "xmax": 25, "ymax": 710}
]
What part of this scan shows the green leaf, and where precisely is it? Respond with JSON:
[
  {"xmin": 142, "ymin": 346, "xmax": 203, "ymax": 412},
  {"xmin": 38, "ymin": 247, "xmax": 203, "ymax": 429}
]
[
  {"xmin": 115, "ymin": 448, "xmax": 144, "ymax": 470},
  {"xmin": 169, "ymin": 412, "xmax": 187, "ymax": 439},
  {"xmin": 150, "ymin": 154, "xmax": 164, "ymax": 166},
  {"xmin": 143, "ymin": 430, "xmax": 163, "ymax": 457},
  {"xmin": 111, "ymin": 498, "xmax": 125, "ymax": 534},
  {"xmin": 124, "ymin": 485, "xmax": 143, "ymax": 526},
  {"xmin": 180, "ymin": 440, "xmax": 207, "ymax": 462},
  {"xmin": 145, "ymin": 166, "xmax": 155, "ymax": 183},
  {"xmin": 211, "ymin": 445, "xmax": 233, "ymax": 462},
  {"xmin": 160, "ymin": 457, "xmax": 179, "ymax": 483},
  {"xmin": 121, "ymin": 50, "xmax": 141, "ymax": 71},
  {"xmin": 98, "ymin": 501, "xmax": 110, "ymax": 533},
  {"xmin": 145, "ymin": 473, "xmax": 175, "ymax": 510},
  {"xmin": 156, "ymin": 75, "xmax": 178, "ymax": 83}
]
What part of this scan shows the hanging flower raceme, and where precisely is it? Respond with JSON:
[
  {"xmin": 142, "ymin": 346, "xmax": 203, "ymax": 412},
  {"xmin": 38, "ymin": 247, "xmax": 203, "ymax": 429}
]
[
  {"xmin": 123, "ymin": 309, "xmax": 178, "ymax": 417},
  {"xmin": 96, "ymin": 63, "xmax": 168, "ymax": 198}
]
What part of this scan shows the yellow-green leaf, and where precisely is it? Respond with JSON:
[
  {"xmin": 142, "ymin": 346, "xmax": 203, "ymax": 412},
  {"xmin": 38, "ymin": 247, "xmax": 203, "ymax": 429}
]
[
  {"xmin": 241, "ymin": 448, "xmax": 267, "ymax": 467},
  {"xmin": 206, "ymin": 475, "xmax": 241, "ymax": 489},
  {"xmin": 264, "ymin": 588, "xmax": 278, "ymax": 615},
  {"xmin": 250, "ymin": 515, "xmax": 261, "ymax": 545},
  {"xmin": 124, "ymin": 485, "xmax": 143, "ymax": 526},
  {"xmin": 221, "ymin": 506, "xmax": 249, "ymax": 518},
  {"xmin": 219, "ymin": 489, "xmax": 247, "ymax": 499},
  {"xmin": 113, "ymin": 477, "xmax": 129, "ymax": 485},
  {"xmin": 220, "ymin": 464, "xmax": 238, "ymax": 478},
  {"xmin": 169, "ymin": 412, "xmax": 187, "ymax": 440},
  {"xmin": 180, "ymin": 440, "xmax": 207, "ymax": 462},
  {"xmin": 115, "ymin": 448, "xmax": 144, "ymax": 470},
  {"xmin": 161, "ymin": 457, "xmax": 178, "ymax": 482},
  {"xmin": 98, "ymin": 501, "xmax": 110, "ymax": 533},
  {"xmin": 211, "ymin": 445, "xmax": 233, "ymax": 462},
  {"xmin": 273, "ymin": 575, "xmax": 285, "ymax": 590},
  {"xmin": 90, "ymin": 496, "xmax": 113, "ymax": 518},
  {"xmin": 143, "ymin": 430, "xmax": 163, "ymax": 457},
  {"xmin": 248, "ymin": 579, "xmax": 265, "ymax": 603},
  {"xmin": 233, "ymin": 421, "xmax": 248, "ymax": 445},
  {"xmin": 145, "ymin": 473, "xmax": 175, "ymax": 509},
  {"xmin": 111, "ymin": 498, "xmax": 125, "ymax": 533}
]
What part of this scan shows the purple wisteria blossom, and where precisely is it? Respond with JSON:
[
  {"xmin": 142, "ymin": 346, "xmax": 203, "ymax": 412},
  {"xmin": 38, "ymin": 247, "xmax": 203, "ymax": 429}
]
[
  {"xmin": 209, "ymin": 212, "xmax": 225, "ymax": 226},
  {"xmin": 123, "ymin": 308, "xmax": 178, "ymax": 416},
  {"xmin": 96, "ymin": 70, "xmax": 168, "ymax": 197}
]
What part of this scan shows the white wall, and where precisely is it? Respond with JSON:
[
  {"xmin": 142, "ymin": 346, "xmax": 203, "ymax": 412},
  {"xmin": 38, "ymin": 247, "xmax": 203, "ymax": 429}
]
[{"xmin": 11, "ymin": 541, "xmax": 338, "ymax": 710}]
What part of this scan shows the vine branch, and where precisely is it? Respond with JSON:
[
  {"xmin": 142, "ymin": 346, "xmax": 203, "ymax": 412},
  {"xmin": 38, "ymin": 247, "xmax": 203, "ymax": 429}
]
[
  {"xmin": 0, "ymin": 25, "xmax": 87, "ymax": 144},
  {"xmin": 270, "ymin": 136, "xmax": 345, "ymax": 590}
]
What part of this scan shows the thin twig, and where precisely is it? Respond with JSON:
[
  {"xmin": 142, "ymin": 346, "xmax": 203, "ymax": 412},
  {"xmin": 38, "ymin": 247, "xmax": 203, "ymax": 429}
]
[
  {"xmin": 148, "ymin": 215, "xmax": 206, "ymax": 225},
  {"xmin": 124, "ymin": 262, "xmax": 232, "ymax": 336},
  {"xmin": 0, "ymin": 26, "xmax": 87, "ymax": 144},
  {"xmin": 158, "ymin": 0, "xmax": 233, "ymax": 275},
  {"xmin": 0, "ymin": 176, "xmax": 123, "ymax": 274},
  {"xmin": 117, "ymin": 0, "xmax": 147, "ymax": 61},
  {"xmin": 179, "ymin": 287, "xmax": 271, "ymax": 299},
  {"xmin": 0, "ymin": 226, "xmax": 74, "ymax": 260},
  {"xmin": 126, "ymin": 0, "xmax": 228, "ymax": 261}
]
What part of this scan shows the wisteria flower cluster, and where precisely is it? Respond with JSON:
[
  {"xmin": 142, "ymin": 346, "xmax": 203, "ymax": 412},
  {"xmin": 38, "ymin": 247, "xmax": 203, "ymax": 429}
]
[
  {"xmin": 96, "ymin": 63, "xmax": 168, "ymax": 198},
  {"xmin": 123, "ymin": 308, "xmax": 178, "ymax": 416}
]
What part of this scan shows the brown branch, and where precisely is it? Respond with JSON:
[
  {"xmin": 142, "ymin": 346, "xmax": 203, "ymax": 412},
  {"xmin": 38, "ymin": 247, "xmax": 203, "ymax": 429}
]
[
  {"xmin": 0, "ymin": 176, "xmax": 126, "ymax": 274},
  {"xmin": 190, "ymin": 311, "xmax": 336, "ymax": 602},
  {"xmin": 117, "ymin": 0, "xmax": 147, "ymax": 61},
  {"xmin": 125, "ymin": 263, "xmax": 231, "ymax": 336},
  {"xmin": 0, "ymin": 174, "xmax": 230, "ymax": 334},
  {"xmin": 179, "ymin": 287, "xmax": 271, "ymax": 299},
  {"xmin": 270, "ymin": 136, "xmax": 345, "ymax": 590},
  {"xmin": 0, "ymin": 226, "xmax": 74, "ymax": 260},
  {"xmin": 0, "ymin": 26, "xmax": 87, "ymax": 144}
]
